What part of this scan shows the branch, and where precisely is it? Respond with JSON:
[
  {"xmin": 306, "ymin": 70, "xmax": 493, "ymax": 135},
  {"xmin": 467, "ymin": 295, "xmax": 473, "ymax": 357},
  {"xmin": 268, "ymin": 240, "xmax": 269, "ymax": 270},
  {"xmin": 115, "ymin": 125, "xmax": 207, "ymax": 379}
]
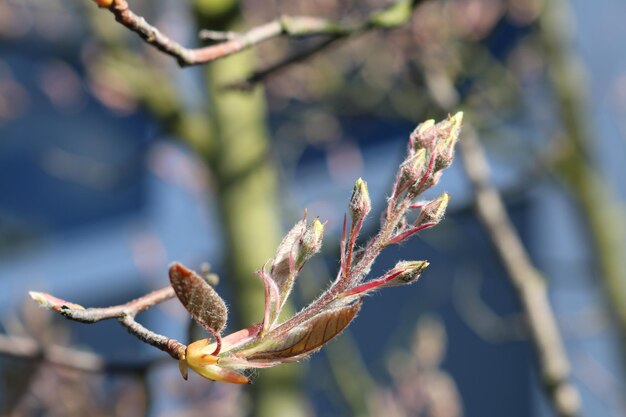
[
  {"xmin": 29, "ymin": 286, "xmax": 186, "ymax": 360},
  {"xmin": 93, "ymin": 0, "xmax": 420, "ymax": 67},
  {"xmin": 228, "ymin": 0, "xmax": 426, "ymax": 89},
  {"xmin": 538, "ymin": 0, "xmax": 626, "ymax": 367},
  {"xmin": 458, "ymin": 127, "xmax": 581, "ymax": 417},
  {"xmin": 225, "ymin": 37, "xmax": 339, "ymax": 91}
]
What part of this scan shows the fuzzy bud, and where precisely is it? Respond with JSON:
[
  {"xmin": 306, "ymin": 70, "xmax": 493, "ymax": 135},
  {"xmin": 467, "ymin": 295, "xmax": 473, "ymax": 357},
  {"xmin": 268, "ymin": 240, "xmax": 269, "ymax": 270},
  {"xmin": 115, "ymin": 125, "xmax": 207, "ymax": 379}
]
[
  {"xmin": 349, "ymin": 178, "xmax": 371, "ymax": 224},
  {"xmin": 297, "ymin": 217, "xmax": 325, "ymax": 267},
  {"xmin": 398, "ymin": 148, "xmax": 428, "ymax": 192},
  {"xmin": 384, "ymin": 260, "xmax": 430, "ymax": 287},
  {"xmin": 410, "ymin": 119, "xmax": 436, "ymax": 153},
  {"xmin": 415, "ymin": 193, "xmax": 449, "ymax": 227},
  {"xmin": 342, "ymin": 260, "xmax": 429, "ymax": 297},
  {"xmin": 432, "ymin": 112, "xmax": 463, "ymax": 171}
]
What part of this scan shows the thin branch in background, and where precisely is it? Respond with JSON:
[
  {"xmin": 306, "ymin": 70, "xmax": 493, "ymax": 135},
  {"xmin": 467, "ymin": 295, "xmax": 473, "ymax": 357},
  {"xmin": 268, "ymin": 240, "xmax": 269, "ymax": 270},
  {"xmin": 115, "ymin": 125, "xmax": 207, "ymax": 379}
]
[
  {"xmin": 451, "ymin": 270, "xmax": 525, "ymax": 343},
  {"xmin": 458, "ymin": 127, "xmax": 581, "ymax": 417},
  {"xmin": 225, "ymin": 37, "xmax": 340, "ymax": 91},
  {"xmin": 91, "ymin": 0, "xmax": 422, "ymax": 67},
  {"xmin": 229, "ymin": 0, "xmax": 428, "ymax": 90},
  {"xmin": 29, "ymin": 286, "xmax": 186, "ymax": 360},
  {"xmin": 539, "ymin": 0, "xmax": 626, "ymax": 367}
]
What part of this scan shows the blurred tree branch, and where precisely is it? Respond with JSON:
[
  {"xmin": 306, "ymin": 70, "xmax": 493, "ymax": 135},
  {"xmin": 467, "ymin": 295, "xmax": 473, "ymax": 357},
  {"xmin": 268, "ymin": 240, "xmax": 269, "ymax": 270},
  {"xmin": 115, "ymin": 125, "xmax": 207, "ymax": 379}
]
[
  {"xmin": 407, "ymin": 12, "xmax": 582, "ymax": 413},
  {"xmin": 225, "ymin": 37, "xmax": 340, "ymax": 91},
  {"xmin": 539, "ymin": 0, "xmax": 626, "ymax": 363},
  {"xmin": 90, "ymin": 0, "xmax": 423, "ymax": 67},
  {"xmin": 189, "ymin": 0, "xmax": 307, "ymax": 413},
  {"xmin": 458, "ymin": 128, "xmax": 581, "ymax": 417},
  {"xmin": 452, "ymin": 271, "xmax": 526, "ymax": 343},
  {"xmin": 227, "ymin": 0, "xmax": 427, "ymax": 90}
]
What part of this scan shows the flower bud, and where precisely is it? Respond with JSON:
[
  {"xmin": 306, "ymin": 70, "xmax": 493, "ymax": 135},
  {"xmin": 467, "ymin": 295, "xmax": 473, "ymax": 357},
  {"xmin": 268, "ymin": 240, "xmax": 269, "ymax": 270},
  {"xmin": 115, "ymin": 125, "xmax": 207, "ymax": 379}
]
[
  {"xmin": 410, "ymin": 119, "xmax": 436, "ymax": 153},
  {"xmin": 387, "ymin": 260, "xmax": 430, "ymax": 286},
  {"xmin": 397, "ymin": 148, "xmax": 427, "ymax": 192},
  {"xmin": 348, "ymin": 178, "xmax": 371, "ymax": 224},
  {"xmin": 433, "ymin": 112, "xmax": 463, "ymax": 171},
  {"xmin": 415, "ymin": 193, "xmax": 449, "ymax": 227},
  {"xmin": 271, "ymin": 220, "xmax": 306, "ymax": 279},
  {"xmin": 341, "ymin": 260, "xmax": 430, "ymax": 297},
  {"xmin": 297, "ymin": 217, "xmax": 325, "ymax": 267}
]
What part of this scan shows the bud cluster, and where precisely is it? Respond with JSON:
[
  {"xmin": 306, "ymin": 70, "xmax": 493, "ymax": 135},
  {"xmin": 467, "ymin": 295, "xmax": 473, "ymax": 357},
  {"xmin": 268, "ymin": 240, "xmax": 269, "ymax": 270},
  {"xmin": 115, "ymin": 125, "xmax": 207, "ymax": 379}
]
[
  {"xmin": 393, "ymin": 113, "xmax": 463, "ymax": 202},
  {"xmin": 168, "ymin": 115, "xmax": 461, "ymax": 384}
]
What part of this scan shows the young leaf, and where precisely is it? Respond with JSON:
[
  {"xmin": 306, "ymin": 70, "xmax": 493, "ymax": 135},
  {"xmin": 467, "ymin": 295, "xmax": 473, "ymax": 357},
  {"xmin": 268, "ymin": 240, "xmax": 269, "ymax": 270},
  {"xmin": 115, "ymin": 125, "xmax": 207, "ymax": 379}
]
[
  {"xmin": 169, "ymin": 262, "xmax": 228, "ymax": 333},
  {"xmin": 244, "ymin": 301, "xmax": 362, "ymax": 360}
]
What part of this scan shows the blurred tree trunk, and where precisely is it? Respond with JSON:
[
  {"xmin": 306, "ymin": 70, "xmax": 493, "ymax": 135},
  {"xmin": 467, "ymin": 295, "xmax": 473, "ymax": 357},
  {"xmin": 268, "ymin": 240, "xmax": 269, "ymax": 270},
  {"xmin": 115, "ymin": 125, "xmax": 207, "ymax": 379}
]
[{"xmin": 192, "ymin": 2, "xmax": 307, "ymax": 417}]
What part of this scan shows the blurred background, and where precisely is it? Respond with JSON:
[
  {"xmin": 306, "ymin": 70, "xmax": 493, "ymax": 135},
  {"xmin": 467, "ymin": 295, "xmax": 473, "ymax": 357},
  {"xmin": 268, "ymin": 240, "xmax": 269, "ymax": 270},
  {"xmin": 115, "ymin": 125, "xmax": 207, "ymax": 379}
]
[{"xmin": 1, "ymin": 0, "xmax": 626, "ymax": 416}]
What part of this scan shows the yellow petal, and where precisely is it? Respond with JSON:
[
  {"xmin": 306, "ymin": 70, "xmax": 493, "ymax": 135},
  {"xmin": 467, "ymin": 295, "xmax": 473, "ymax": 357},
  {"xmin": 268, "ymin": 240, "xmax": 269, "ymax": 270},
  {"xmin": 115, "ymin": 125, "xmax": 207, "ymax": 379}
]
[
  {"xmin": 178, "ymin": 358, "xmax": 189, "ymax": 380},
  {"xmin": 189, "ymin": 364, "xmax": 250, "ymax": 384}
]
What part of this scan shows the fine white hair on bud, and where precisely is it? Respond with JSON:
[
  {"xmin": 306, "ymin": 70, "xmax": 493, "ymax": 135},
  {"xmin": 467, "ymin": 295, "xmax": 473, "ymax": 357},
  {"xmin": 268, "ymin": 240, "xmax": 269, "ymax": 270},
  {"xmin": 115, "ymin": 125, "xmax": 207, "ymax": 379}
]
[
  {"xmin": 415, "ymin": 193, "xmax": 449, "ymax": 227},
  {"xmin": 349, "ymin": 178, "xmax": 371, "ymax": 224}
]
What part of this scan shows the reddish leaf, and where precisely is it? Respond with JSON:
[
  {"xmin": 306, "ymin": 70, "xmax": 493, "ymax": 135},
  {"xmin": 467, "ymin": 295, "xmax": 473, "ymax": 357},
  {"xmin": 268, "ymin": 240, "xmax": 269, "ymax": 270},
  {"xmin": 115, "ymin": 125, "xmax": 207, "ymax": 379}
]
[
  {"xmin": 245, "ymin": 301, "xmax": 362, "ymax": 360},
  {"xmin": 169, "ymin": 262, "xmax": 227, "ymax": 333}
]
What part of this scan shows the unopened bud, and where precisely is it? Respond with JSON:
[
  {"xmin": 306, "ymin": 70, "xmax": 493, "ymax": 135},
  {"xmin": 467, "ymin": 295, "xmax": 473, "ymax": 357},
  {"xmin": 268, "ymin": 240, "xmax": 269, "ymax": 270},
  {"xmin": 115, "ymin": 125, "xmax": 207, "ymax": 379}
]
[
  {"xmin": 415, "ymin": 193, "xmax": 449, "ymax": 227},
  {"xmin": 398, "ymin": 148, "xmax": 427, "ymax": 192},
  {"xmin": 342, "ymin": 260, "xmax": 429, "ymax": 297},
  {"xmin": 349, "ymin": 178, "xmax": 371, "ymax": 224},
  {"xmin": 297, "ymin": 217, "xmax": 325, "ymax": 266},
  {"xmin": 389, "ymin": 260, "xmax": 430, "ymax": 286},
  {"xmin": 410, "ymin": 119, "xmax": 436, "ymax": 153},
  {"xmin": 433, "ymin": 139, "xmax": 454, "ymax": 172},
  {"xmin": 433, "ymin": 112, "xmax": 463, "ymax": 171},
  {"xmin": 271, "ymin": 220, "xmax": 306, "ymax": 279},
  {"xmin": 29, "ymin": 291, "xmax": 85, "ymax": 312}
]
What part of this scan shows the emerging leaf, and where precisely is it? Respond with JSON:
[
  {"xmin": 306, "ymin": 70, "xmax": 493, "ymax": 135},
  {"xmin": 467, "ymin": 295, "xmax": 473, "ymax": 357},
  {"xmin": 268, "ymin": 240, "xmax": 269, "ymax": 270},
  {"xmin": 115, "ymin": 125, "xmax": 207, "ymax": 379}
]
[
  {"xmin": 243, "ymin": 301, "xmax": 362, "ymax": 361},
  {"xmin": 169, "ymin": 262, "xmax": 228, "ymax": 334}
]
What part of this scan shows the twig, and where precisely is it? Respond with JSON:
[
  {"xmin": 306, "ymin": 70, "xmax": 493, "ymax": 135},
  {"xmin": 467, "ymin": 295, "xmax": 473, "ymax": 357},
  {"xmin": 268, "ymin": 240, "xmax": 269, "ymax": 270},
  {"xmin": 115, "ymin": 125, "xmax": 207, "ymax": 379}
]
[
  {"xmin": 458, "ymin": 127, "xmax": 581, "ymax": 417},
  {"xmin": 94, "ymin": 0, "xmax": 420, "ymax": 67},
  {"xmin": 225, "ymin": 37, "xmax": 339, "ymax": 91},
  {"xmin": 29, "ymin": 286, "xmax": 186, "ymax": 360}
]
